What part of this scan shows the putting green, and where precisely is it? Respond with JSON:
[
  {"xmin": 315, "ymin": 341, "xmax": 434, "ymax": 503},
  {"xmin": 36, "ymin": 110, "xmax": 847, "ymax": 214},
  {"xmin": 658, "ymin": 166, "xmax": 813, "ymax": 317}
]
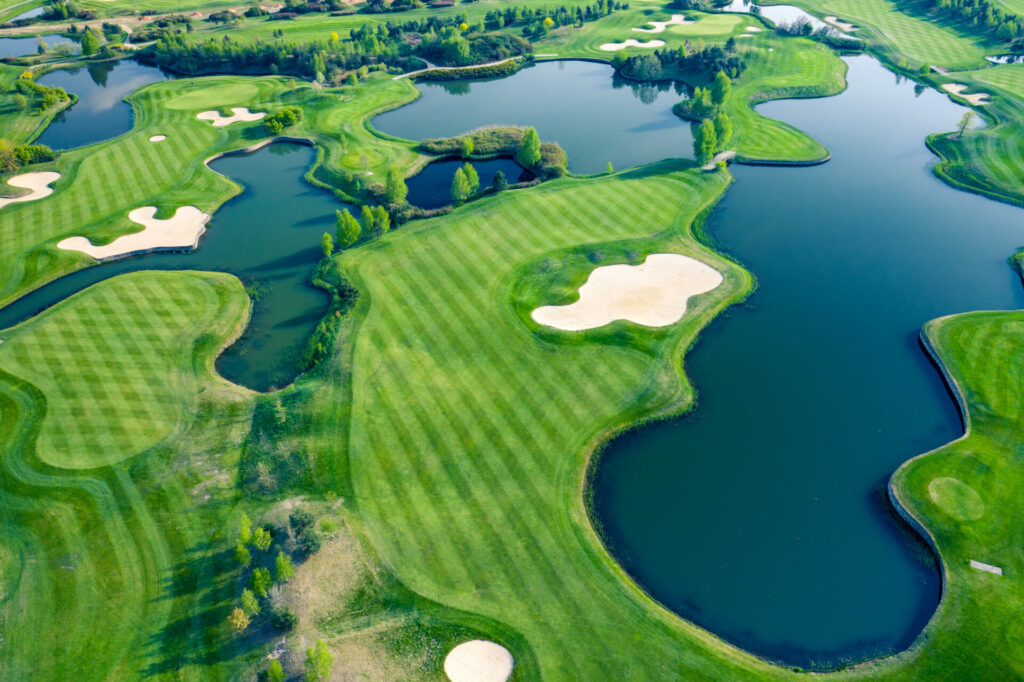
[
  {"xmin": 165, "ymin": 82, "xmax": 261, "ymax": 110},
  {"xmin": 928, "ymin": 476, "xmax": 985, "ymax": 520}
]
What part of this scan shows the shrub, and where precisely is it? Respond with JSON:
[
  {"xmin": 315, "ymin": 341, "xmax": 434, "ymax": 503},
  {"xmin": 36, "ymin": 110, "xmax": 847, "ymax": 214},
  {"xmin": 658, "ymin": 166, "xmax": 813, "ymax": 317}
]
[
  {"xmin": 263, "ymin": 105, "xmax": 302, "ymax": 135},
  {"xmin": 289, "ymin": 508, "xmax": 315, "ymax": 535},
  {"xmin": 271, "ymin": 606, "xmax": 299, "ymax": 631}
]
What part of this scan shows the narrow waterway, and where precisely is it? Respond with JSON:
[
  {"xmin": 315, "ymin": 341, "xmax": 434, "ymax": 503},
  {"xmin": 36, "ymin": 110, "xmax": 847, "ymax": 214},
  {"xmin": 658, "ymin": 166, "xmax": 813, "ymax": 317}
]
[{"xmin": 594, "ymin": 55, "xmax": 1024, "ymax": 667}]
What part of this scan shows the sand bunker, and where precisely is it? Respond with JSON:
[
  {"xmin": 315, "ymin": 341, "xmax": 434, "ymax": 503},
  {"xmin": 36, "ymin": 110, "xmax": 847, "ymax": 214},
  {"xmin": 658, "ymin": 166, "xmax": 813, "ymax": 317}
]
[
  {"xmin": 824, "ymin": 16, "xmax": 856, "ymax": 31},
  {"xmin": 970, "ymin": 560, "xmax": 1003, "ymax": 576},
  {"xmin": 57, "ymin": 206, "xmax": 210, "ymax": 260},
  {"xmin": 634, "ymin": 14, "xmax": 692, "ymax": 32},
  {"xmin": 444, "ymin": 640, "xmax": 514, "ymax": 682},
  {"xmin": 532, "ymin": 253, "xmax": 723, "ymax": 331},
  {"xmin": 196, "ymin": 107, "xmax": 266, "ymax": 127},
  {"xmin": 738, "ymin": 33, "xmax": 755, "ymax": 38},
  {"xmin": 941, "ymin": 83, "xmax": 991, "ymax": 106},
  {"xmin": 600, "ymin": 38, "xmax": 665, "ymax": 51},
  {"xmin": 0, "ymin": 171, "xmax": 60, "ymax": 210},
  {"xmin": 148, "ymin": 134, "xmax": 167, "ymax": 142},
  {"xmin": 746, "ymin": 25, "xmax": 763, "ymax": 31}
]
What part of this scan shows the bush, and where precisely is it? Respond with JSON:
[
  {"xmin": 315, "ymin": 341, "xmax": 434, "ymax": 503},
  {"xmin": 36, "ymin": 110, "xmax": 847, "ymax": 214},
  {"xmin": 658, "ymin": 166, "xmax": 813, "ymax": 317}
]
[
  {"xmin": 296, "ymin": 526, "xmax": 322, "ymax": 556},
  {"xmin": 264, "ymin": 105, "xmax": 302, "ymax": 135},
  {"xmin": 289, "ymin": 508, "xmax": 315, "ymax": 535},
  {"xmin": 271, "ymin": 606, "xmax": 299, "ymax": 631}
]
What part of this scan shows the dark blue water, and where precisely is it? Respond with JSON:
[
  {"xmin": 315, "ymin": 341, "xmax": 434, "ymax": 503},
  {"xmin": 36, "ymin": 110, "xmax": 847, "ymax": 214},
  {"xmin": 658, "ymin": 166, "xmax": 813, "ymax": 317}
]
[
  {"xmin": 406, "ymin": 157, "xmax": 529, "ymax": 209},
  {"xmin": 594, "ymin": 55, "xmax": 1024, "ymax": 668},
  {"xmin": 36, "ymin": 60, "xmax": 175, "ymax": 150}
]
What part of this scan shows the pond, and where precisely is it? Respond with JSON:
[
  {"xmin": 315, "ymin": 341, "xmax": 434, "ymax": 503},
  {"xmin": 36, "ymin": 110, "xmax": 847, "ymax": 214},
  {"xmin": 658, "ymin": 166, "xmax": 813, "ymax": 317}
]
[
  {"xmin": 406, "ymin": 157, "xmax": 530, "ymax": 209},
  {"xmin": 36, "ymin": 59, "xmax": 176, "ymax": 150},
  {"xmin": 593, "ymin": 54, "xmax": 1024, "ymax": 668},
  {"xmin": 0, "ymin": 32, "xmax": 73, "ymax": 57},
  {"xmin": 373, "ymin": 60, "xmax": 693, "ymax": 174},
  {"xmin": 0, "ymin": 142, "xmax": 348, "ymax": 392},
  {"xmin": 720, "ymin": 0, "xmax": 845, "ymax": 35},
  {"xmin": 6, "ymin": 5, "xmax": 45, "ymax": 21}
]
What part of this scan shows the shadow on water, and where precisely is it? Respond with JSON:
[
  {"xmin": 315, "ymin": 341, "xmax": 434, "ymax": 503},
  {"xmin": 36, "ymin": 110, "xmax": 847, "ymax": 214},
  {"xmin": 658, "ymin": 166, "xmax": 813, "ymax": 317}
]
[{"xmin": 593, "ymin": 54, "xmax": 1024, "ymax": 668}]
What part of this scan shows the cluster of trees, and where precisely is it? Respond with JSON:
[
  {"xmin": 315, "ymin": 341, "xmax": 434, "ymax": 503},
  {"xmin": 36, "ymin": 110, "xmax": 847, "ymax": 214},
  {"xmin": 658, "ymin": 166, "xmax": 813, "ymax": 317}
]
[
  {"xmin": 483, "ymin": 0, "xmax": 628, "ymax": 36},
  {"xmin": 613, "ymin": 43, "xmax": 746, "ymax": 81},
  {"xmin": 669, "ymin": 70, "xmax": 733, "ymax": 165},
  {"xmin": 41, "ymin": 0, "xmax": 89, "ymax": 21},
  {"xmin": 924, "ymin": 0, "xmax": 1023, "ymax": 40},
  {"xmin": 677, "ymin": 69, "xmax": 731, "ymax": 118},
  {"xmin": 333, "ymin": 200, "xmax": 393, "ymax": 250},
  {"xmin": 692, "ymin": 113, "xmax": 731, "ymax": 165},
  {"xmin": 450, "ymin": 161, "xmax": 480, "ymax": 202},
  {"xmin": 0, "ymin": 139, "xmax": 56, "ymax": 172},
  {"xmin": 263, "ymin": 105, "xmax": 302, "ymax": 134},
  {"xmin": 130, "ymin": 14, "xmax": 192, "ymax": 42},
  {"xmin": 9, "ymin": 75, "xmax": 69, "ymax": 114}
]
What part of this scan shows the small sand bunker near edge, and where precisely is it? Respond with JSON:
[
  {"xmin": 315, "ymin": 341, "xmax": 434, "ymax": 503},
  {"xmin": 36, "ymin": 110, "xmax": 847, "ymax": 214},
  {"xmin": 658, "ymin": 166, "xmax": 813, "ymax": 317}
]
[
  {"xmin": 634, "ymin": 14, "xmax": 692, "ymax": 32},
  {"xmin": 196, "ymin": 107, "xmax": 267, "ymax": 127},
  {"xmin": 824, "ymin": 16, "xmax": 856, "ymax": 31},
  {"xmin": 57, "ymin": 206, "xmax": 210, "ymax": 261},
  {"xmin": 532, "ymin": 253, "xmax": 723, "ymax": 331},
  {"xmin": 600, "ymin": 38, "xmax": 665, "ymax": 51},
  {"xmin": 444, "ymin": 640, "xmax": 514, "ymax": 682},
  {"xmin": 0, "ymin": 171, "xmax": 61, "ymax": 210},
  {"xmin": 941, "ymin": 83, "xmax": 991, "ymax": 106},
  {"xmin": 149, "ymin": 134, "xmax": 167, "ymax": 142}
]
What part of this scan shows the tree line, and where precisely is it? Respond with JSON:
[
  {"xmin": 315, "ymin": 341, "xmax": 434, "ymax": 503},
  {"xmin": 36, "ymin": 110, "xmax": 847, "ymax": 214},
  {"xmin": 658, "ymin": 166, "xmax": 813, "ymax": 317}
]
[{"xmin": 612, "ymin": 43, "xmax": 746, "ymax": 81}]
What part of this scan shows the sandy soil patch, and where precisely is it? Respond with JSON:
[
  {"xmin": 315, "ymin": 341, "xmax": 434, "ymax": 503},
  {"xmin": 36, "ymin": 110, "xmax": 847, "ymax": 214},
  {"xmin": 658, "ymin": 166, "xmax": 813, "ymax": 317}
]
[
  {"xmin": 532, "ymin": 253, "xmax": 723, "ymax": 331},
  {"xmin": 745, "ymin": 25, "xmax": 763, "ymax": 31},
  {"xmin": 444, "ymin": 640, "xmax": 514, "ymax": 682},
  {"xmin": 0, "ymin": 171, "xmax": 60, "ymax": 210},
  {"xmin": 824, "ymin": 16, "xmax": 856, "ymax": 31},
  {"xmin": 970, "ymin": 560, "xmax": 1003, "ymax": 576},
  {"xmin": 941, "ymin": 83, "xmax": 991, "ymax": 106},
  {"xmin": 57, "ymin": 206, "xmax": 209, "ymax": 260},
  {"xmin": 600, "ymin": 38, "xmax": 665, "ymax": 51},
  {"xmin": 633, "ymin": 14, "xmax": 692, "ymax": 32},
  {"xmin": 196, "ymin": 107, "xmax": 266, "ymax": 127},
  {"xmin": 148, "ymin": 134, "xmax": 167, "ymax": 142}
]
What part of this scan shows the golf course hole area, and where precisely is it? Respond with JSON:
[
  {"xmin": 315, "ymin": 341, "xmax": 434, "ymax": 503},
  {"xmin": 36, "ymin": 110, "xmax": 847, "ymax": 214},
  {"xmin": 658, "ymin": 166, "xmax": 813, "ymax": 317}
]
[
  {"xmin": 0, "ymin": 171, "xmax": 60, "ymax": 210},
  {"xmin": 928, "ymin": 477, "xmax": 985, "ymax": 520},
  {"xmin": 58, "ymin": 206, "xmax": 210, "ymax": 261},
  {"xmin": 196, "ymin": 107, "xmax": 266, "ymax": 127},
  {"xmin": 443, "ymin": 640, "xmax": 514, "ymax": 682},
  {"xmin": 532, "ymin": 253, "xmax": 723, "ymax": 330},
  {"xmin": 600, "ymin": 38, "xmax": 665, "ymax": 51}
]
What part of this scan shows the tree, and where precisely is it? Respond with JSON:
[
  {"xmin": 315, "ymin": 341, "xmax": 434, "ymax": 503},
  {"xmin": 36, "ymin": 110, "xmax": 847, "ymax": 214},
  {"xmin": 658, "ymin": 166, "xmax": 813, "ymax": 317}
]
[
  {"xmin": 250, "ymin": 567, "xmax": 273, "ymax": 597},
  {"xmin": 235, "ymin": 543, "xmax": 252, "ymax": 568},
  {"xmin": 713, "ymin": 110, "xmax": 732, "ymax": 146},
  {"xmin": 240, "ymin": 512, "xmax": 253, "ymax": 545},
  {"xmin": 461, "ymin": 136, "xmax": 474, "ymax": 158},
  {"xmin": 517, "ymin": 127, "xmax": 541, "ymax": 168},
  {"xmin": 228, "ymin": 607, "xmax": 250, "ymax": 632},
  {"xmin": 276, "ymin": 550, "xmax": 295, "ymax": 583},
  {"xmin": 267, "ymin": 659, "xmax": 285, "ymax": 682},
  {"xmin": 321, "ymin": 232, "xmax": 333, "ymax": 259},
  {"xmin": 373, "ymin": 205, "xmax": 390, "ymax": 233},
  {"xmin": 957, "ymin": 110, "xmax": 975, "ymax": 138},
  {"xmin": 336, "ymin": 208, "xmax": 361, "ymax": 247},
  {"xmin": 493, "ymin": 170, "xmax": 508, "ymax": 192},
  {"xmin": 347, "ymin": 72, "xmax": 357, "ymax": 86},
  {"xmin": 689, "ymin": 87, "xmax": 713, "ymax": 118},
  {"xmin": 451, "ymin": 167, "xmax": 471, "ymax": 203},
  {"xmin": 360, "ymin": 204, "xmax": 377, "ymax": 237},
  {"xmin": 80, "ymin": 28, "xmax": 100, "ymax": 56},
  {"xmin": 13, "ymin": 94, "xmax": 28, "ymax": 112},
  {"xmin": 241, "ymin": 588, "xmax": 261, "ymax": 617},
  {"xmin": 305, "ymin": 640, "xmax": 334, "ymax": 681},
  {"xmin": 710, "ymin": 70, "xmax": 731, "ymax": 107},
  {"xmin": 253, "ymin": 527, "xmax": 272, "ymax": 552},
  {"xmin": 694, "ymin": 118, "xmax": 717, "ymax": 165},
  {"xmin": 296, "ymin": 527, "xmax": 322, "ymax": 556},
  {"xmin": 385, "ymin": 166, "xmax": 407, "ymax": 204},
  {"xmin": 606, "ymin": 161, "xmax": 613, "ymax": 174},
  {"xmin": 289, "ymin": 509, "xmax": 315, "ymax": 535},
  {"xmin": 462, "ymin": 162, "xmax": 480, "ymax": 194}
]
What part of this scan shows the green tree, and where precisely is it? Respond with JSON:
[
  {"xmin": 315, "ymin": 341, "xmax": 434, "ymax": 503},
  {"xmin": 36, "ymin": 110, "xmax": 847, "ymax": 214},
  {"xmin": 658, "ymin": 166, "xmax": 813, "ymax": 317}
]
[
  {"xmin": 321, "ymin": 232, "xmax": 333, "ymax": 259},
  {"xmin": 253, "ymin": 527, "xmax": 272, "ymax": 552},
  {"xmin": 373, "ymin": 205, "xmax": 391, "ymax": 233},
  {"xmin": 235, "ymin": 543, "xmax": 251, "ymax": 568},
  {"xmin": 228, "ymin": 607, "xmax": 250, "ymax": 632},
  {"xmin": 347, "ymin": 72, "xmax": 357, "ymax": 86},
  {"xmin": 267, "ymin": 659, "xmax": 285, "ymax": 682},
  {"xmin": 451, "ymin": 167, "xmax": 471, "ymax": 203},
  {"xmin": 957, "ymin": 110, "xmax": 975, "ymax": 138},
  {"xmin": 694, "ymin": 118, "xmax": 718, "ymax": 165},
  {"xmin": 385, "ymin": 166, "xmax": 407, "ymax": 204},
  {"xmin": 305, "ymin": 640, "xmax": 334, "ymax": 681},
  {"xmin": 336, "ymin": 208, "xmax": 361, "ymax": 247},
  {"xmin": 710, "ymin": 70, "xmax": 731, "ymax": 107},
  {"xmin": 606, "ymin": 161, "xmax": 613, "ymax": 174},
  {"xmin": 517, "ymin": 127, "xmax": 541, "ymax": 168},
  {"xmin": 690, "ymin": 87, "xmax": 713, "ymax": 117},
  {"xmin": 80, "ymin": 28, "xmax": 100, "ymax": 56},
  {"xmin": 462, "ymin": 162, "xmax": 480, "ymax": 194},
  {"xmin": 713, "ymin": 110, "xmax": 732, "ymax": 146},
  {"xmin": 250, "ymin": 567, "xmax": 273, "ymax": 598},
  {"xmin": 240, "ymin": 512, "xmax": 253, "ymax": 545},
  {"xmin": 360, "ymin": 204, "xmax": 377, "ymax": 237},
  {"xmin": 461, "ymin": 136, "xmax": 474, "ymax": 158},
  {"xmin": 276, "ymin": 550, "xmax": 295, "ymax": 583},
  {"xmin": 240, "ymin": 588, "xmax": 261, "ymax": 617},
  {"xmin": 493, "ymin": 170, "xmax": 507, "ymax": 192},
  {"xmin": 13, "ymin": 94, "xmax": 28, "ymax": 111}
]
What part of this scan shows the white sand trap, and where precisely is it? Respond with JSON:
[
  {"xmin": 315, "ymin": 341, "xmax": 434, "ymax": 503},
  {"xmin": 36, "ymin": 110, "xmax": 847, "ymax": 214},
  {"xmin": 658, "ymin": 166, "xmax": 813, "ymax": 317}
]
[
  {"xmin": 941, "ymin": 83, "xmax": 991, "ymax": 106},
  {"xmin": 0, "ymin": 171, "xmax": 60, "ymax": 210},
  {"xmin": 444, "ymin": 640, "xmax": 514, "ymax": 682},
  {"xmin": 57, "ymin": 206, "xmax": 209, "ymax": 260},
  {"xmin": 824, "ymin": 16, "xmax": 856, "ymax": 31},
  {"xmin": 149, "ymin": 134, "xmax": 167, "ymax": 142},
  {"xmin": 746, "ymin": 25, "xmax": 763, "ymax": 31},
  {"xmin": 600, "ymin": 38, "xmax": 665, "ymax": 51},
  {"xmin": 738, "ymin": 33, "xmax": 755, "ymax": 38},
  {"xmin": 634, "ymin": 14, "xmax": 692, "ymax": 32},
  {"xmin": 532, "ymin": 253, "xmax": 723, "ymax": 331},
  {"xmin": 196, "ymin": 107, "xmax": 266, "ymax": 127},
  {"xmin": 970, "ymin": 560, "xmax": 1003, "ymax": 576}
]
